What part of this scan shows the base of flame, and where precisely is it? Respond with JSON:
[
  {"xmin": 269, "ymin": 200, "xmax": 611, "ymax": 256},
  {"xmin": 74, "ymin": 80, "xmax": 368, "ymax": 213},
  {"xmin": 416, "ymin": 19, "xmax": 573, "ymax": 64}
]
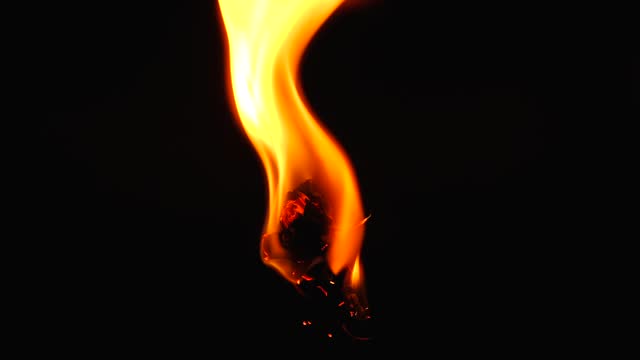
[{"xmin": 273, "ymin": 179, "xmax": 373, "ymax": 341}]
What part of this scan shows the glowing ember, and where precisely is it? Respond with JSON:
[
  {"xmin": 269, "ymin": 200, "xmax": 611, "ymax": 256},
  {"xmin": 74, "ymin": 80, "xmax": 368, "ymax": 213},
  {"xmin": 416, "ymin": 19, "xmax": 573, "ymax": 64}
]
[{"xmin": 217, "ymin": 0, "xmax": 372, "ymax": 340}]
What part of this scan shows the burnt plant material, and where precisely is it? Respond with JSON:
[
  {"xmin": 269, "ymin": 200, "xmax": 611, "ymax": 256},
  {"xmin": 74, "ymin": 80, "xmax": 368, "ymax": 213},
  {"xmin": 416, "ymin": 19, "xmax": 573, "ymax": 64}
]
[
  {"xmin": 278, "ymin": 179, "xmax": 331, "ymax": 262},
  {"xmin": 278, "ymin": 179, "xmax": 373, "ymax": 342},
  {"xmin": 296, "ymin": 257, "xmax": 373, "ymax": 342}
]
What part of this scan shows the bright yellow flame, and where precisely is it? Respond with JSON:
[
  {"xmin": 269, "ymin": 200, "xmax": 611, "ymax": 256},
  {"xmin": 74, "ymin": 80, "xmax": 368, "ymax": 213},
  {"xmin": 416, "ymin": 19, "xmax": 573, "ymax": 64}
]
[
  {"xmin": 351, "ymin": 255, "xmax": 362, "ymax": 286},
  {"xmin": 218, "ymin": 0, "xmax": 366, "ymax": 287}
]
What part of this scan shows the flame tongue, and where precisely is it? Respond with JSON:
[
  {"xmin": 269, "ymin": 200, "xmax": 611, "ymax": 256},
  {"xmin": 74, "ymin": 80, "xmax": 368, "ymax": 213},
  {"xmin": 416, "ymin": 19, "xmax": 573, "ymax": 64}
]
[{"xmin": 218, "ymin": 0, "xmax": 366, "ymax": 288}]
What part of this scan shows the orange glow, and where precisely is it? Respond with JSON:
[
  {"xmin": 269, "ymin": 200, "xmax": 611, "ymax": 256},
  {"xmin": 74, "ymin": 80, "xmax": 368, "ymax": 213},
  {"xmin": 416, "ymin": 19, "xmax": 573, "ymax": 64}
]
[{"xmin": 217, "ymin": 0, "xmax": 367, "ymax": 293}]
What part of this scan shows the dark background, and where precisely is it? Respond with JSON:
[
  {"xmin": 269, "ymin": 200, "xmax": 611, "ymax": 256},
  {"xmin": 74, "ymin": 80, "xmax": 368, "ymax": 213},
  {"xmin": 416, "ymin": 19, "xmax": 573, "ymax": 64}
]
[{"xmin": 25, "ymin": 0, "xmax": 589, "ymax": 354}]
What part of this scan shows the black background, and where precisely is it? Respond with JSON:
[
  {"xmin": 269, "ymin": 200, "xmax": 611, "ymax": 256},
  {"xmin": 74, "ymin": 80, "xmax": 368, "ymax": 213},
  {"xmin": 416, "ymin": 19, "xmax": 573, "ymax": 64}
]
[{"xmin": 24, "ymin": 0, "xmax": 592, "ymax": 354}]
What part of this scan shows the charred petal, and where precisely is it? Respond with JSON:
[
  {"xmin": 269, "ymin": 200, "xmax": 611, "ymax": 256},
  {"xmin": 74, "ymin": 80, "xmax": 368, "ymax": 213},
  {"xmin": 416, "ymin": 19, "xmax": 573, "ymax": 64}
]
[{"xmin": 278, "ymin": 179, "xmax": 330, "ymax": 261}]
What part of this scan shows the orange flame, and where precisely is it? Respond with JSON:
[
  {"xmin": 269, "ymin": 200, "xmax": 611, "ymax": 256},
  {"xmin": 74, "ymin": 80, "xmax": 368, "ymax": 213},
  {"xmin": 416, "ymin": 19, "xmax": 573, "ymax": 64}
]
[{"xmin": 217, "ymin": 0, "xmax": 366, "ymax": 291}]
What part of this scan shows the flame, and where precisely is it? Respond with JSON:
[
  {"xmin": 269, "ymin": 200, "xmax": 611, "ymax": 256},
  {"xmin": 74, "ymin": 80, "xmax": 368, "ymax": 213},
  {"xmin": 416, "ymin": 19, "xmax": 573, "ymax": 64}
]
[{"xmin": 217, "ymin": 0, "xmax": 366, "ymax": 290}]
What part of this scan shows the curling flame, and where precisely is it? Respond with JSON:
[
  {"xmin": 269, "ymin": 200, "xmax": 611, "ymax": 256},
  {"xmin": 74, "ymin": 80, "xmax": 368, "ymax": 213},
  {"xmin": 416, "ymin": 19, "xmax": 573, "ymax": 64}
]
[{"xmin": 217, "ymin": 0, "xmax": 366, "ymax": 290}]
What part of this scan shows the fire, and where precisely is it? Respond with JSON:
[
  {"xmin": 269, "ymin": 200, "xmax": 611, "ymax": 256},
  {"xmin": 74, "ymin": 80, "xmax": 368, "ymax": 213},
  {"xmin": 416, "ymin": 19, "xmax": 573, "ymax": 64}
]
[{"xmin": 217, "ymin": 0, "xmax": 368, "ymax": 297}]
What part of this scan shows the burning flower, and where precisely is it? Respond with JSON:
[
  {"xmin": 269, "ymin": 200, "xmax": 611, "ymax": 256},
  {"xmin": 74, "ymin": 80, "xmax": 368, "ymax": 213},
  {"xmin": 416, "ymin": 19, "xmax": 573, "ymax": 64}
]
[{"xmin": 217, "ymin": 0, "xmax": 373, "ymax": 341}]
